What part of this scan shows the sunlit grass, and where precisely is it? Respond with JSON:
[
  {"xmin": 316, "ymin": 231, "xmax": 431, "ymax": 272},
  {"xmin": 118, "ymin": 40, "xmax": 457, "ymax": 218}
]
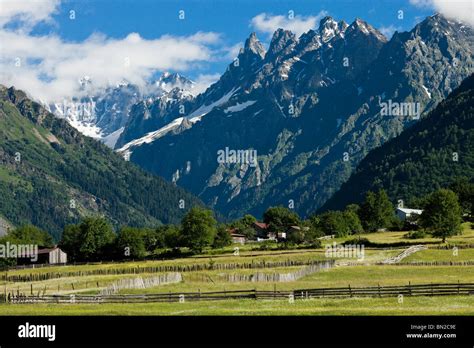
[
  {"xmin": 1, "ymin": 296, "xmax": 473, "ymax": 316},
  {"xmin": 1, "ymin": 223, "xmax": 473, "ymax": 315}
]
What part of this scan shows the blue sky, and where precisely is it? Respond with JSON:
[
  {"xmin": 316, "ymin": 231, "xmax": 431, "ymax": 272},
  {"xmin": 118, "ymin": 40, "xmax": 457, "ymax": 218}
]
[
  {"xmin": 1, "ymin": 0, "xmax": 461, "ymax": 102},
  {"xmin": 35, "ymin": 0, "xmax": 433, "ymax": 77},
  {"xmin": 43, "ymin": 0, "xmax": 430, "ymax": 40}
]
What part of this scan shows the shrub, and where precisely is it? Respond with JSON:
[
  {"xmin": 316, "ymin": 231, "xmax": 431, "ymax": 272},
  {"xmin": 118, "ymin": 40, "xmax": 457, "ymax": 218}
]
[
  {"xmin": 257, "ymin": 240, "xmax": 277, "ymax": 251},
  {"xmin": 404, "ymin": 230, "xmax": 427, "ymax": 239},
  {"xmin": 212, "ymin": 225, "xmax": 232, "ymax": 248}
]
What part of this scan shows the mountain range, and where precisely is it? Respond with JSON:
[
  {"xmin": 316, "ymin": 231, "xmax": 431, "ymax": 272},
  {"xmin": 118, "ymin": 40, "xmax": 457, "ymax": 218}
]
[
  {"xmin": 48, "ymin": 72, "xmax": 196, "ymax": 149},
  {"xmin": 112, "ymin": 14, "xmax": 474, "ymax": 219},
  {"xmin": 2, "ymin": 13, "xmax": 473, "ymax": 236},
  {"xmin": 0, "ymin": 86, "xmax": 203, "ymax": 239},
  {"xmin": 322, "ymin": 72, "xmax": 474, "ymax": 211}
]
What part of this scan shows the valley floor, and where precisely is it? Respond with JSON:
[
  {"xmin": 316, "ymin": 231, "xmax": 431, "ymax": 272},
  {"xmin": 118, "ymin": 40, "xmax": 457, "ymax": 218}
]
[
  {"xmin": 1, "ymin": 296, "xmax": 473, "ymax": 316},
  {"xmin": 1, "ymin": 224, "xmax": 474, "ymax": 315}
]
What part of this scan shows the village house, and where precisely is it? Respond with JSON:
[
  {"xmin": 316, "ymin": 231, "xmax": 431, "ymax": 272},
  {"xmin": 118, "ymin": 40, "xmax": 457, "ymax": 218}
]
[
  {"xmin": 252, "ymin": 223, "xmax": 310, "ymax": 241},
  {"xmin": 252, "ymin": 222, "xmax": 278, "ymax": 241},
  {"xmin": 280, "ymin": 226, "xmax": 310, "ymax": 241},
  {"xmin": 396, "ymin": 208, "xmax": 423, "ymax": 221},
  {"xmin": 253, "ymin": 222, "xmax": 270, "ymax": 238},
  {"xmin": 227, "ymin": 228, "xmax": 247, "ymax": 244}
]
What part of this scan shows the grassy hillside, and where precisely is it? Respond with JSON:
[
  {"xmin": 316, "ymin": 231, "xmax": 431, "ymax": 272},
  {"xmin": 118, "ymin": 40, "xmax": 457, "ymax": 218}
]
[
  {"xmin": 322, "ymin": 74, "xmax": 474, "ymax": 211},
  {"xmin": 0, "ymin": 86, "xmax": 204, "ymax": 239}
]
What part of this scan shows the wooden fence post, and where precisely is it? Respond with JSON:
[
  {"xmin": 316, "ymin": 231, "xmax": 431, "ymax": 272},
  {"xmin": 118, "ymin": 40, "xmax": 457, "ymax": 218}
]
[{"xmin": 349, "ymin": 285, "xmax": 352, "ymax": 298}]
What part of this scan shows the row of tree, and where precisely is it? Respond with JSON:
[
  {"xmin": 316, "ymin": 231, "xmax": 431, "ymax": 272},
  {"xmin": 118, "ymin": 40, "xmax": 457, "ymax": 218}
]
[
  {"xmin": 59, "ymin": 208, "xmax": 230, "ymax": 261},
  {"xmin": 310, "ymin": 187, "xmax": 467, "ymax": 243},
  {"xmin": 1, "ymin": 182, "xmax": 470, "ymax": 263}
]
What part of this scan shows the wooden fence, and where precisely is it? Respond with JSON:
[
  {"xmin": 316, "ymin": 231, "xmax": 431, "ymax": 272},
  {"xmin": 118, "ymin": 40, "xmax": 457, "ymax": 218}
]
[
  {"xmin": 0, "ymin": 259, "xmax": 322, "ymax": 283},
  {"xmin": 378, "ymin": 245, "xmax": 427, "ymax": 264},
  {"xmin": 220, "ymin": 261, "xmax": 334, "ymax": 283},
  {"xmin": 394, "ymin": 261, "xmax": 474, "ymax": 266},
  {"xmin": 296, "ymin": 282, "xmax": 474, "ymax": 298},
  {"xmin": 99, "ymin": 273, "xmax": 182, "ymax": 296},
  {"xmin": 434, "ymin": 244, "xmax": 474, "ymax": 250},
  {"xmin": 3, "ymin": 282, "xmax": 474, "ymax": 304}
]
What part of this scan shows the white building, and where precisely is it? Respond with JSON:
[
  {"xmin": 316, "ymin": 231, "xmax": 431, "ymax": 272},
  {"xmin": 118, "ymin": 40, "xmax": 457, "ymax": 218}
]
[{"xmin": 396, "ymin": 208, "xmax": 423, "ymax": 221}]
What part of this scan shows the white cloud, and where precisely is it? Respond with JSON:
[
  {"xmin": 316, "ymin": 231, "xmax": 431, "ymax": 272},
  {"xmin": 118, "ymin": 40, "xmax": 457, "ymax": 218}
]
[
  {"xmin": 410, "ymin": 0, "xmax": 473, "ymax": 26},
  {"xmin": 378, "ymin": 25, "xmax": 402, "ymax": 38},
  {"xmin": 0, "ymin": 0, "xmax": 60, "ymax": 29},
  {"xmin": 250, "ymin": 11, "xmax": 328, "ymax": 37},
  {"xmin": 0, "ymin": 30, "xmax": 221, "ymax": 102},
  {"xmin": 0, "ymin": 0, "xmax": 223, "ymax": 102},
  {"xmin": 409, "ymin": 0, "xmax": 433, "ymax": 6},
  {"xmin": 192, "ymin": 73, "xmax": 221, "ymax": 95},
  {"xmin": 222, "ymin": 42, "xmax": 244, "ymax": 60}
]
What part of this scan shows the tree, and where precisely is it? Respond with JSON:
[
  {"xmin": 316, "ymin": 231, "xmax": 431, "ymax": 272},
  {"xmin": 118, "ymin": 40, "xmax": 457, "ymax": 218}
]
[
  {"xmin": 449, "ymin": 178, "xmax": 474, "ymax": 219},
  {"xmin": 287, "ymin": 228, "xmax": 305, "ymax": 244},
  {"xmin": 240, "ymin": 214, "xmax": 257, "ymax": 228},
  {"xmin": 420, "ymin": 189, "xmax": 462, "ymax": 243},
  {"xmin": 8, "ymin": 225, "xmax": 54, "ymax": 247},
  {"xmin": 162, "ymin": 225, "xmax": 182, "ymax": 249},
  {"xmin": 78, "ymin": 217, "xmax": 115, "ymax": 260},
  {"xmin": 152, "ymin": 225, "xmax": 182, "ymax": 249},
  {"xmin": 142, "ymin": 228, "xmax": 161, "ymax": 252},
  {"xmin": 343, "ymin": 209, "xmax": 363, "ymax": 235},
  {"xmin": 359, "ymin": 190, "xmax": 394, "ymax": 232},
  {"xmin": 59, "ymin": 224, "xmax": 81, "ymax": 261},
  {"xmin": 116, "ymin": 227, "xmax": 147, "ymax": 259},
  {"xmin": 318, "ymin": 211, "xmax": 350, "ymax": 237},
  {"xmin": 240, "ymin": 226, "xmax": 256, "ymax": 240},
  {"xmin": 59, "ymin": 216, "xmax": 115, "ymax": 261},
  {"xmin": 212, "ymin": 225, "xmax": 232, "ymax": 248},
  {"xmin": 0, "ymin": 234, "xmax": 22, "ymax": 268},
  {"xmin": 263, "ymin": 206, "xmax": 300, "ymax": 232},
  {"xmin": 181, "ymin": 207, "xmax": 217, "ymax": 253},
  {"xmin": 303, "ymin": 219, "xmax": 324, "ymax": 243},
  {"xmin": 346, "ymin": 204, "xmax": 361, "ymax": 215},
  {"xmin": 229, "ymin": 214, "xmax": 257, "ymax": 240}
]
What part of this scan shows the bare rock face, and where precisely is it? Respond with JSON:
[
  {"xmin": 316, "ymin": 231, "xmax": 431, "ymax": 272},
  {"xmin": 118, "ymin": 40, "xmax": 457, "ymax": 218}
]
[{"xmin": 124, "ymin": 14, "xmax": 474, "ymax": 219}]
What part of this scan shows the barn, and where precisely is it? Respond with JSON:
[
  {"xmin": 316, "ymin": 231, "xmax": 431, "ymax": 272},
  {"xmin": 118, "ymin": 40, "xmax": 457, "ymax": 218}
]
[{"xmin": 36, "ymin": 247, "xmax": 68, "ymax": 265}]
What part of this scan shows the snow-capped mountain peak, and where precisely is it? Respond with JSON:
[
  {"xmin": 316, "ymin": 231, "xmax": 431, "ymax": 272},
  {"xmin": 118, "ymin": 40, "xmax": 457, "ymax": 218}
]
[
  {"xmin": 244, "ymin": 32, "xmax": 266, "ymax": 59},
  {"xmin": 155, "ymin": 72, "xmax": 195, "ymax": 93}
]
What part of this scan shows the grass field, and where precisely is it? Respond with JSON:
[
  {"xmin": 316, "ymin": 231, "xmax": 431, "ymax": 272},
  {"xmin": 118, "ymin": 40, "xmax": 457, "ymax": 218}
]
[
  {"xmin": 402, "ymin": 249, "xmax": 474, "ymax": 262},
  {"xmin": 1, "ymin": 224, "xmax": 473, "ymax": 315},
  {"xmin": 1, "ymin": 296, "xmax": 473, "ymax": 316}
]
